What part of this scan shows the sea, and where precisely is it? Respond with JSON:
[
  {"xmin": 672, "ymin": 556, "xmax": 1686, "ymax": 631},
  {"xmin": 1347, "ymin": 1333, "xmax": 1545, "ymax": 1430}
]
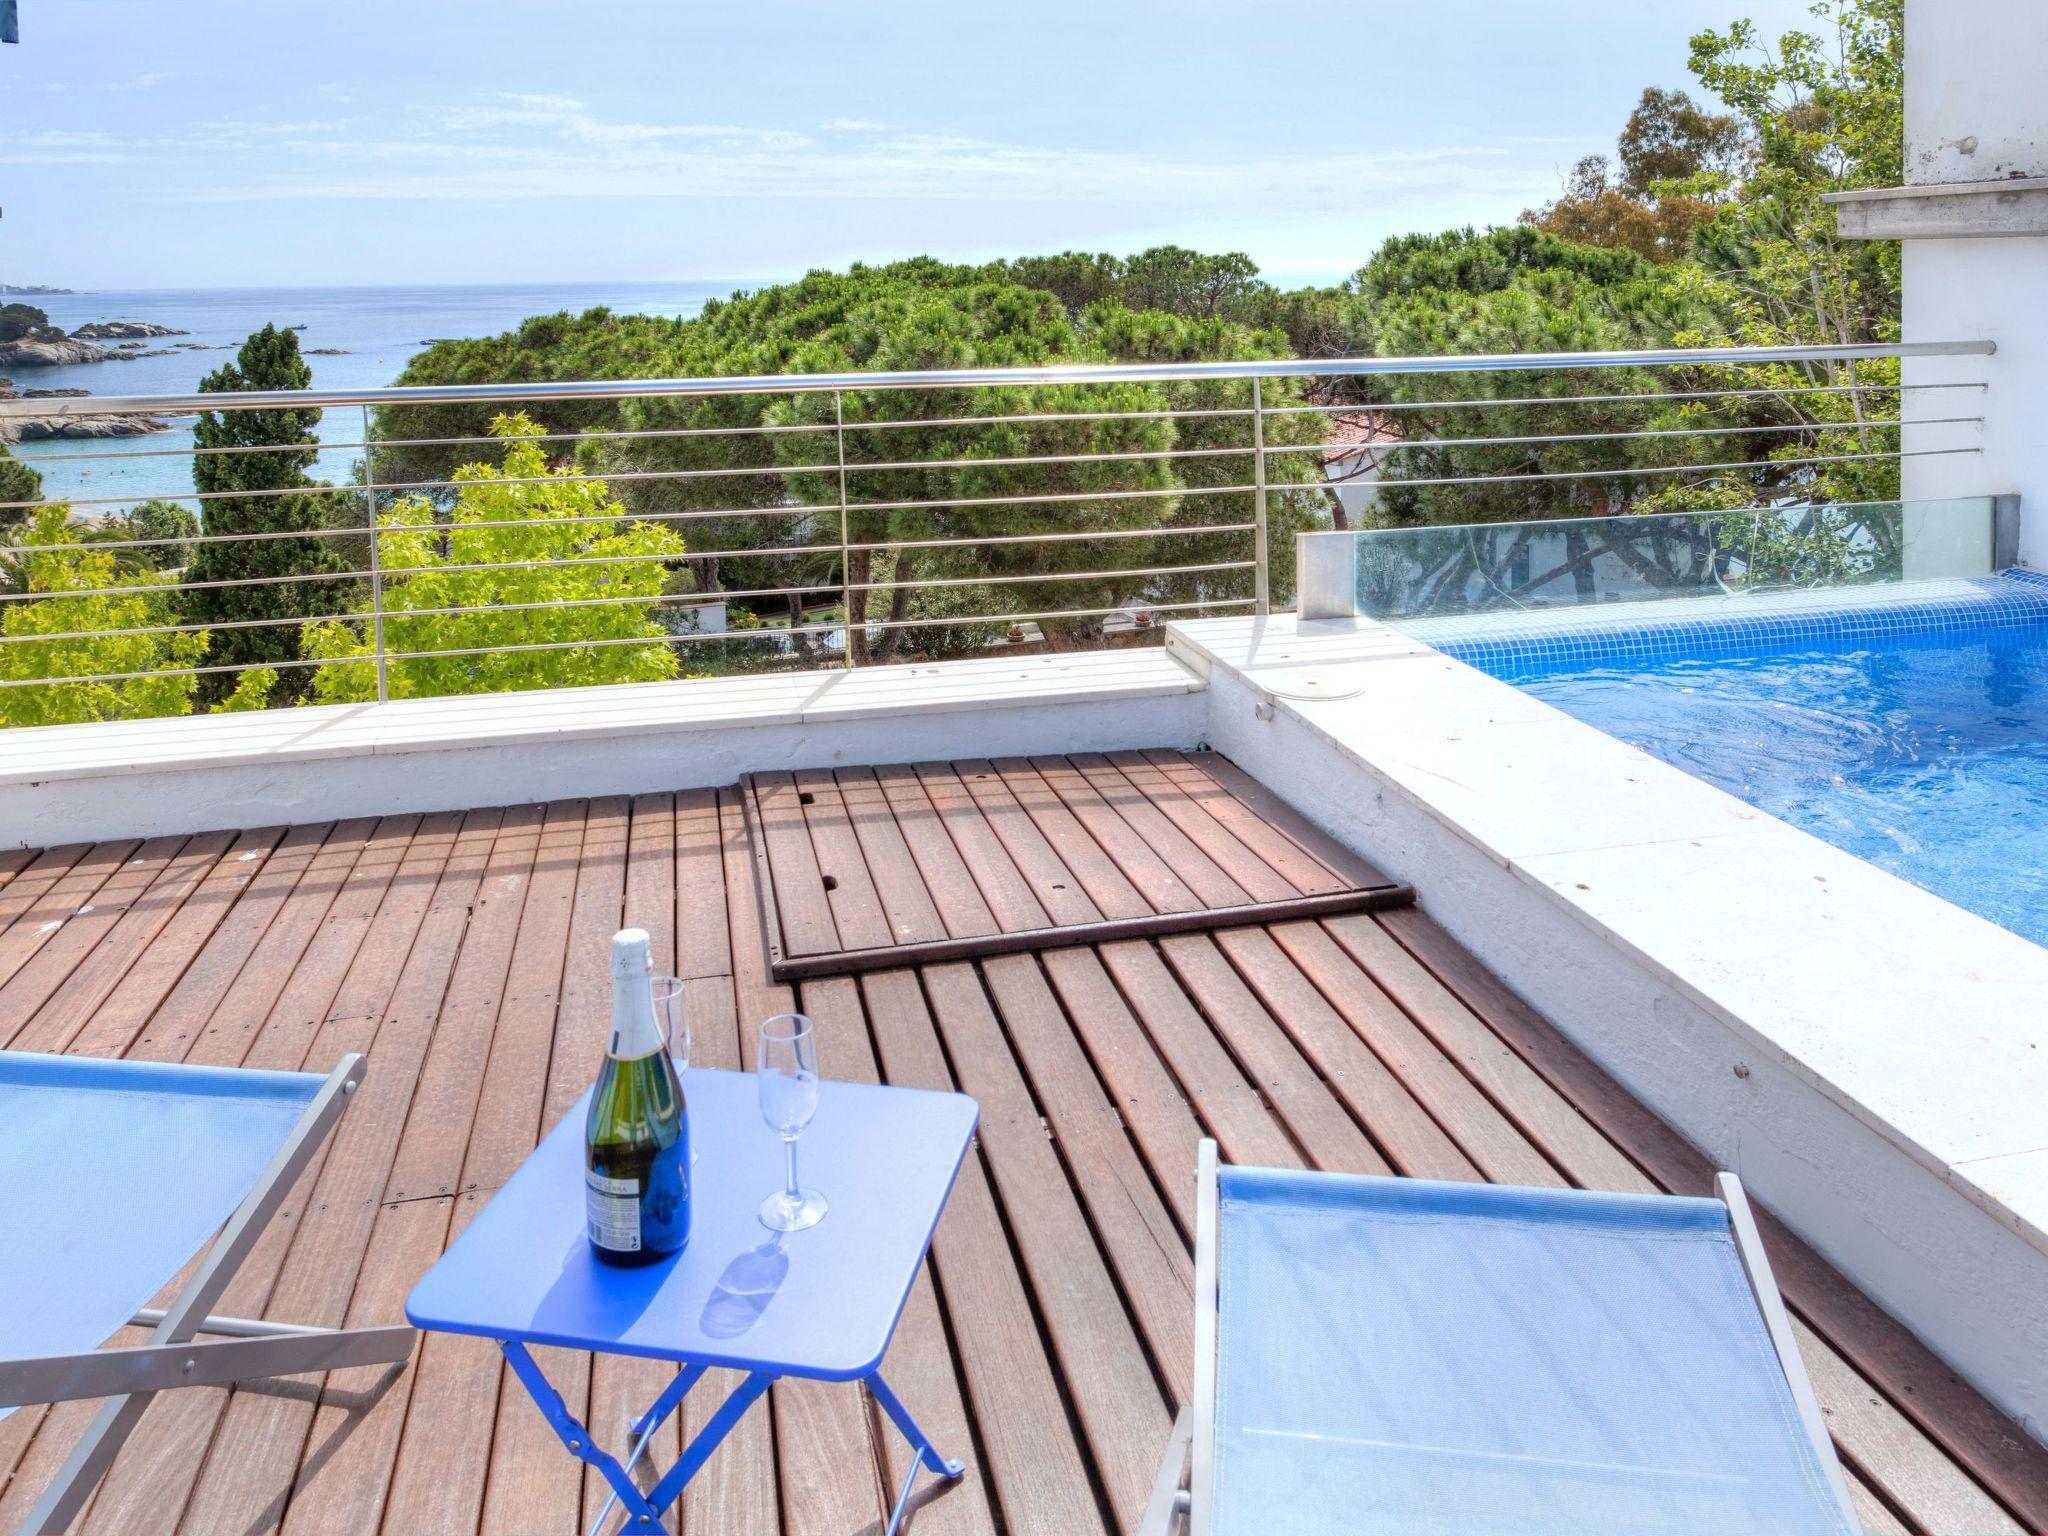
[{"xmin": 3, "ymin": 281, "xmax": 758, "ymax": 510}]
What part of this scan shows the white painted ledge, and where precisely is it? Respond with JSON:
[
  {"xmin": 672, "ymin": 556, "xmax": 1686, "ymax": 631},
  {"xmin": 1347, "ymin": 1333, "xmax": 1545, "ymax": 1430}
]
[
  {"xmin": 1172, "ymin": 610, "xmax": 2048, "ymax": 1434},
  {"xmin": 1828, "ymin": 175, "xmax": 2048, "ymax": 238},
  {"xmin": 0, "ymin": 648, "xmax": 1205, "ymax": 845}
]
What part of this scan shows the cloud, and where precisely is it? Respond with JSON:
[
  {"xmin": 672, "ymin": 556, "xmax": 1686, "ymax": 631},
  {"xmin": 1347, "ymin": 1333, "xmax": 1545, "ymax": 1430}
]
[
  {"xmin": 112, "ymin": 90, "xmax": 1555, "ymax": 218},
  {"xmin": 107, "ymin": 70, "xmax": 176, "ymax": 92}
]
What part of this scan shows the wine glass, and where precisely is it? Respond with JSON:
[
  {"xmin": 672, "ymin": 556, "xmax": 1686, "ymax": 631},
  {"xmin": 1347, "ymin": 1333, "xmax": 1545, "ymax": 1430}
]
[
  {"xmin": 652, "ymin": 976, "xmax": 689, "ymax": 1071},
  {"xmin": 653, "ymin": 976, "xmax": 695, "ymax": 1167},
  {"xmin": 757, "ymin": 1013, "xmax": 826, "ymax": 1231}
]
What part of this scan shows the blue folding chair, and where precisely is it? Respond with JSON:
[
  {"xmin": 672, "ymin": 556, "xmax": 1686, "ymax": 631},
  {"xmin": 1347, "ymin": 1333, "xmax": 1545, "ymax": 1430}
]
[
  {"xmin": 0, "ymin": 1051, "xmax": 416, "ymax": 1536},
  {"xmin": 1141, "ymin": 1142, "xmax": 1861, "ymax": 1536}
]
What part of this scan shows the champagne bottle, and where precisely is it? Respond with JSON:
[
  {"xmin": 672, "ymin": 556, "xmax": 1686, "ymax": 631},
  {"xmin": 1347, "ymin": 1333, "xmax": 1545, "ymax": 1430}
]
[{"xmin": 585, "ymin": 928, "xmax": 689, "ymax": 1265}]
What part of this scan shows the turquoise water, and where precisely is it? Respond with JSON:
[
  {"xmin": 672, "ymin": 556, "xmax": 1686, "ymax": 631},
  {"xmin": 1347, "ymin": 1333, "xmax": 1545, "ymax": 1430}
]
[
  {"xmin": 6, "ymin": 281, "xmax": 757, "ymax": 506},
  {"xmin": 1478, "ymin": 596, "xmax": 2048, "ymax": 949}
]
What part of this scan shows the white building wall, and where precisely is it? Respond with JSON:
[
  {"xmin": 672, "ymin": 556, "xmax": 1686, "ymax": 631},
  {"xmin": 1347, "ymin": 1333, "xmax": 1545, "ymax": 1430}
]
[{"xmin": 1899, "ymin": 0, "xmax": 2048, "ymax": 569}]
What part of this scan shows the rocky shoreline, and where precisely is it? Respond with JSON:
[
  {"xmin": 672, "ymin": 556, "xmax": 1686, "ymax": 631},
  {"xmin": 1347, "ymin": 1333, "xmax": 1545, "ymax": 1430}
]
[
  {"xmin": 0, "ymin": 379, "xmax": 176, "ymax": 444},
  {"xmin": 0, "ymin": 316, "xmax": 191, "ymax": 369}
]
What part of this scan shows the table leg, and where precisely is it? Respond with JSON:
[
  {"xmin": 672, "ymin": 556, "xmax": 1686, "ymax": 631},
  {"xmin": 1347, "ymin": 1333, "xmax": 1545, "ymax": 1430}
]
[
  {"xmin": 587, "ymin": 1363, "xmax": 711, "ymax": 1536},
  {"xmin": 866, "ymin": 1371, "xmax": 967, "ymax": 1536},
  {"xmin": 500, "ymin": 1342, "xmax": 668, "ymax": 1534},
  {"xmin": 643, "ymin": 1370, "xmax": 775, "ymax": 1516}
]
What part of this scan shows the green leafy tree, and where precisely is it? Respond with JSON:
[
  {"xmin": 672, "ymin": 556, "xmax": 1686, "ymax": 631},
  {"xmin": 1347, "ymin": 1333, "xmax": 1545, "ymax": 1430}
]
[
  {"xmin": 86, "ymin": 499, "xmax": 199, "ymax": 570},
  {"xmin": 1677, "ymin": 0, "xmax": 1905, "ymax": 505},
  {"xmin": 0, "ymin": 442, "xmax": 42, "ymax": 540},
  {"xmin": 302, "ymin": 414, "xmax": 686, "ymax": 703},
  {"xmin": 0, "ymin": 304, "xmax": 62, "ymax": 345},
  {"xmin": 0, "ymin": 506, "xmax": 267, "ymax": 726},
  {"xmin": 1523, "ymin": 88, "xmax": 1749, "ymax": 262},
  {"xmin": 583, "ymin": 261, "xmax": 1326, "ymax": 663},
  {"xmin": 184, "ymin": 324, "xmax": 352, "ymax": 707}
]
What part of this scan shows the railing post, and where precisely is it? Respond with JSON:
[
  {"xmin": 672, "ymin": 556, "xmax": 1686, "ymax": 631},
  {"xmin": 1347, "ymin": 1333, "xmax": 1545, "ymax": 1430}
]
[
  {"xmin": 359, "ymin": 405, "xmax": 389, "ymax": 703},
  {"xmin": 835, "ymin": 391, "xmax": 854, "ymax": 668},
  {"xmin": 1251, "ymin": 377, "xmax": 1271, "ymax": 617}
]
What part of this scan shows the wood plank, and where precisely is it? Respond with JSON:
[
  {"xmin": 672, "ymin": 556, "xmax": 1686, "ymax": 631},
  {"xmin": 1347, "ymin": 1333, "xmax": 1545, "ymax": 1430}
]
[
  {"xmin": 976, "ymin": 955, "xmax": 1195, "ymax": 1402},
  {"xmin": 1037, "ymin": 948, "xmax": 1209, "ymax": 1238},
  {"xmin": 0, "ymin": 843, "xmax": 36, "ymax": 893},
  {"xmin": 827, "ymin": 766, "xmax": 949, "ymax": 946},
  {"xmin": 0, "ymin": 838, "xmax": 144, "ymax": 1000},
  {"xmin": 176, "ymin": 821, "xmax": 383, "ymax": 1073},
  {"xmin": 1376, "ymin": 904, "xmax": 2045, "ymax": 1535},
  {"xmin": 1095, "ymin": 940, "xmax": 1300, "ymax": 1172},
  {"xmin": 746, "ymin": 771, "xmax": 843, "ymax": 960},
  {"xmin": 798, "ymin": 973, "xmax": 996, "ymax": 1536},
  {"xmin": 121, "ymin": 823, "xmax": 336, "ymax": 1067},
  {"xmin": 1264, "ymin": 920, "xmax": 1563, "ymax": 1186},
  {"xmin": 58, "ymin": 826, "xmax": 285, "ymax": 1061},
  {"xmin": 860, "ymin": 968, "xmax": 1108, "ymax": 1536},
  {"xmin": 4, "ymin": 830, "xmax": 233, "ymax": 1054},
  {"xmin": 284, "ymin": 806, "xmax": 543, "ymax": 1536},
  {"xmin": 1154, "ymin": 749, "xmax": 1396, "ymax": 892},
  {"xmin": 1062, "ymin": 754, "xmax": 1252, "ymax": 909},
  {"xmin": 1209, "ymin": 926, "xmax": 1478, "ymax": 1182},
  {"xmin": 76, "ymin": 819, "xmax": 422, "ymax": 1536},
  {"xmin": 908, "ymin": 762, "xmax": 1052, "ymax": 934},
  {"xmin": 1025, "ymin": 753, "xmax": 1206, "ymax": 915},
  {"xmin": 938, "ymin": 761, "xmax": 1104, "ymax": 928},
  {"xmin": 0, "ymin": 835, "xmax": 190, "ymax": 1040},
  {"xmin": 0, "ymin": 842, "xmax": 91, "ymax": 945},
  {"xmin": 1101, "ymin": 753, "xmax": 1300, "ymax": 901},
  {"xmin": 864, "ymin": 762, "xmax": 1002, "ymax": 939},
  {"xmin": 675, "ymin": 786, "xmax": 733, "ymax": 982},
  {"xmin": 793, "ymin": 767, "xmax": 896, "ymax": 950},
  {"xmin": 768, "ymin": 886, "xmax": 1411, "ymax": 983},
  {"xmin": 987, "ymin": 757, "xmax": 1155, "ymax": 920},
  {"xmin": 165, "ymin": 811, "xmax": 475, "ymax": 1536},
  {"xmin": 1323, "ymin": 912, "xmax": 1647, "ymax": 1192},
  {"xmin": 1156, "ymin": 934, "xmax": 1391, "ymax": 1177},
  {"xmin": 919, "ymin": 959, "xmax": 1169, "ymax": 1532},
  {"xmin": 1138, "ymin": 749, "xmax": 1359, "ymax": 897}
]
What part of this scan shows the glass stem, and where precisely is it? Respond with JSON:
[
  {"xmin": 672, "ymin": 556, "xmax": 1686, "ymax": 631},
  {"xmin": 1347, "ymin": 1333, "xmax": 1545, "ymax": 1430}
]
[{"xmin": 785, "ymin": 1135, "xmax": 801, "ymax": 1207}]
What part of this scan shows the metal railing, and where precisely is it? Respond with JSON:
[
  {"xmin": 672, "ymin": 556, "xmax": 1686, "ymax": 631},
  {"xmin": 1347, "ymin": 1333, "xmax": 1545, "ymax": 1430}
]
[{"xmin": 0, "ymin": 339, "xmax": 1995, "ymax": 717}]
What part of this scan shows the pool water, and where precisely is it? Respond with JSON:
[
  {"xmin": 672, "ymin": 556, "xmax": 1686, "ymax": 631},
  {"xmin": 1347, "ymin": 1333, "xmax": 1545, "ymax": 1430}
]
[{"xmin": 1477, "ymin": 608, "xmax": 2048, "ymax": 950}]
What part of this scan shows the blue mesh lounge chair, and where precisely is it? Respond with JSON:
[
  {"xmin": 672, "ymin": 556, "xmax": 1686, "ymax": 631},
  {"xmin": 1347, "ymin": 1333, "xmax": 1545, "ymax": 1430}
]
[
  {"xmin": 1139, "ymin": 1141, "xmax": 1861, "ymax": 1536},
  {"xmin": 0, "ymin": 1051, "xmax": 417, "ymax": 1536}
]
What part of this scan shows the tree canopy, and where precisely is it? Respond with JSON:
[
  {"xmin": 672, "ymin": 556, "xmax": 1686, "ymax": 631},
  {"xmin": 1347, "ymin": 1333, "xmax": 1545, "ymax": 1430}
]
[
  {"xmin": 183, "ymin": 324, "xmax": 353, "ymax": 706},
  {"xmin": 388, "ymin": 259, "xmax": 1325, "ymax": 665},
  {"xmin": 303, "ymin": 414, "xmax": 686, "ymax": 702}
]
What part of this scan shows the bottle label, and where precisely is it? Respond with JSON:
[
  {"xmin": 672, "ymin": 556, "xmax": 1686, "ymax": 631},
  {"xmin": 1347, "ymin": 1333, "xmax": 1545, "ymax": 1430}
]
[{"xmin": 585, "ymin": 1169, "xmax": 642, "ymax": 1253}]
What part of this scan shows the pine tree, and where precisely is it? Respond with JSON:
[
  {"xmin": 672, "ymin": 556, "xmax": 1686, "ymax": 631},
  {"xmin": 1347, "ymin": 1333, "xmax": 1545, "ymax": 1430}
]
[{"xmin": 183, "ymin": 325, "xmax": 351, "ymax": 706}]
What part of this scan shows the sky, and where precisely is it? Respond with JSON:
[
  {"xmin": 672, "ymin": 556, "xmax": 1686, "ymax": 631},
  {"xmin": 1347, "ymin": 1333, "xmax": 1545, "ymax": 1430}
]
[{"xmin": 0, "ymin": 0, "xmax": 1827, "ymax": 291}]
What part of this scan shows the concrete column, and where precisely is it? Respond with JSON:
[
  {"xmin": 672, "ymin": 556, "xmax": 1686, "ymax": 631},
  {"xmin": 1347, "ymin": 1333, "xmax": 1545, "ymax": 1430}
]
[{"xmin": 1894, "ymin": 0, "xmax": 2048, "ymax": 569}]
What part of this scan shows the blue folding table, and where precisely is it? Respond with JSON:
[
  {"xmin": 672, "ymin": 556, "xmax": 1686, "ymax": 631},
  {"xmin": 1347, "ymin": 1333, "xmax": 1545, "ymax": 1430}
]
[{"xmin": 407, "ymin": 1068, "xmax": 979, "ymax": 1536}]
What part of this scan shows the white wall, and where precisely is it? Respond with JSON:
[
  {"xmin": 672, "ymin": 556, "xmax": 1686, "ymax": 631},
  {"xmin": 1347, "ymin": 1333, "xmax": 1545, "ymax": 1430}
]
[{"xmin": 1900, "ymin": 0, "xmax": 2048, "ymax": 568}]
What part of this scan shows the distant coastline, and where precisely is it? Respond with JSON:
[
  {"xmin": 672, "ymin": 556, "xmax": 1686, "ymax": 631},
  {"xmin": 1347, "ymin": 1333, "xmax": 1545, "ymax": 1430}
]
[{"xmin": 0, "ymin": 284, "xmax": 76, "ymax": 296}]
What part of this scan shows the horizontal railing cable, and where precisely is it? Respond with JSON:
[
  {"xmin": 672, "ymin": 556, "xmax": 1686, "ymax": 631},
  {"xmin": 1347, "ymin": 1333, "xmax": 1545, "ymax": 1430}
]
[
  {"xmin": 0, "ymin": 339, "xmax": 1992, "ymax": 418},
  {"xmin": 0, "ymin": 338, "xmax": 1995, "ymax": 706}
]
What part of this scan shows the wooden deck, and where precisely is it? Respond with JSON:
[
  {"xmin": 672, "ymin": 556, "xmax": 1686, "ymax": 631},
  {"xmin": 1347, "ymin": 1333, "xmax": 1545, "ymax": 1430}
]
[{"xmin": 2, "ymin": 749, "xmax": 2044, "ymax": 1536}]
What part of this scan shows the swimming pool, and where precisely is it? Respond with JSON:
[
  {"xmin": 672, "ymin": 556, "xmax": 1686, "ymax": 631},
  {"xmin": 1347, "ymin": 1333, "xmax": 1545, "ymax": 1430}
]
[{"xmin": 1411, "ymin": 574, "xmax": 2048, "ymax": 950}]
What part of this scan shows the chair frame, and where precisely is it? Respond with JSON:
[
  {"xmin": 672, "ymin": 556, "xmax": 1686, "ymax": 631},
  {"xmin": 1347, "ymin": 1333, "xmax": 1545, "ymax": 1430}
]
[
  {"xmin": 0, "ymin": 1052, "xmax": 418, "ymax": 1536},
  {"xmin": 1138, "ymin": 1140, "xmax": 1861, "ymax": 1535}
]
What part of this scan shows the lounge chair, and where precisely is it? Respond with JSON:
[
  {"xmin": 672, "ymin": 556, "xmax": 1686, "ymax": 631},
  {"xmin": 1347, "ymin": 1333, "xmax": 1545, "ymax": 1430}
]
[
  {"xmin": 0, "ymin": 1051, "xmax": 417, "ymax": 1535},
  {"xmin": 1141, "ymin": 1141, "xmax": 1860, "ymax": 1536}
]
